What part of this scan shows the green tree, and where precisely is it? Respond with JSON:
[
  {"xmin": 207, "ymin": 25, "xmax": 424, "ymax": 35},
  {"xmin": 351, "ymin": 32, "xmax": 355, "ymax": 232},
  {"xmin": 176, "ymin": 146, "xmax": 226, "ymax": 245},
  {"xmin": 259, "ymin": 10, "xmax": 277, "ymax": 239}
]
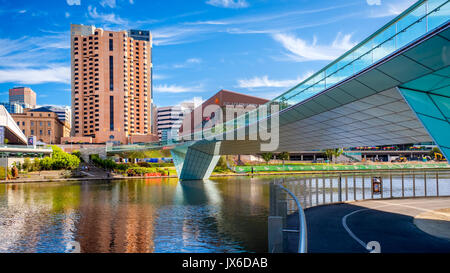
[
  {"xmin": 332, "ymin": 148, "xmax": 344, "ymax": 163},
  {"xmin": 214, "ymin": 156, "xmax": 228, "ymax": 173},
  {"xmin": 33, "ymin": 158, "xmax": 41, "ymax": 171},
  {"xmin": 277, "ymin": 152, "xmax": 290, "ymax": 165},
  {"xmin": 325, "ymin": 148, "xmax": 344, "ymax": 163},
  {"xmin": 45, "ymin": 146, "xmax": 81, "ymax": 170},
  {"xmin": 324, "ymin": 149, "xmax": 334, "ymax": 162},
  {"xmin": 261, "ymin": 152, "xmax": 273, "ymax": 164},
  {"xmin": 40, "ymin": 157, "xmax": 53, "ymax": 170},
  {"xmin": 23, "ymin": 158, "xmax": 32, "ymax": 172},
  {"xmin": 71, "ymin": 150, "xmax": 84, "ymax": 162}
]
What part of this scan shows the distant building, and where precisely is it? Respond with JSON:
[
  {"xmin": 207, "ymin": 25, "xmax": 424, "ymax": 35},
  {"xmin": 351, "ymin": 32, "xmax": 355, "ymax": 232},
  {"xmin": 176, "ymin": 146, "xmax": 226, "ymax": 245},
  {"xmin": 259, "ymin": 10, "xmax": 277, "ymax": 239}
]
[
  {"xmin": 0, "ymin": 102, "xmax": 24, "ymax": 114},
  {"xmin": 11, "ymin": 107, "xmax": 68, "ymax": 144},
  {"xmin": 151, "ymin": 102, "xmax": 158, "ymax": 135},
  {"xmin": 40, "ymin": 105, "xmax": 71, "ymax": 126},
  {"xmin": 9, "ymin": 87, "xmax": 36, "ymax": 109},
  {"xmin": 70, "ymin": 24, "xmax": 154, "ymax": 144},
  {"xmin": 180, "ymin": 89, "xmax": 269, "ymax": 136},
  {"xmin": 39, "ymin": 106, "xmax": 72, "ymax": 137},
  {"xmin": 157, "ymin": 101, "xmax": 199, "ymax": 141}
]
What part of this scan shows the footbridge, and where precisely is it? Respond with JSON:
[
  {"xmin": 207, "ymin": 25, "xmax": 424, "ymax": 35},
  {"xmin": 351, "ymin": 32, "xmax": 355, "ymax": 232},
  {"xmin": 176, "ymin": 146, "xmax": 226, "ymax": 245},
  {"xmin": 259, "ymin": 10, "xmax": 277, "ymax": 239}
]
[{"xmin": 108, "ymin": 0, "xmax": 450, "ymax": 180}]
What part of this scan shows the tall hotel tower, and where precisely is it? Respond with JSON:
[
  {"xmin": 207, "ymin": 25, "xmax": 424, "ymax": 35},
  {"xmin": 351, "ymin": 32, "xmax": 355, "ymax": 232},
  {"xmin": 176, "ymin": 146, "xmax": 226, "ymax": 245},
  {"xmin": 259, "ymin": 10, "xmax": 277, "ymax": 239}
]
[{"xmin": 70, "ymin": 24, "xmax": 154, "ymax": 144}]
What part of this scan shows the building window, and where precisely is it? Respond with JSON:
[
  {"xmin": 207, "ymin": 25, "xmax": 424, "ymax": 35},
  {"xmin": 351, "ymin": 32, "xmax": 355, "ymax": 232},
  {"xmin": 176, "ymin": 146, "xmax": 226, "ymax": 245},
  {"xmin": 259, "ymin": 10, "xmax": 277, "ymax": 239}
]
[
  {"xmin": 40, "ymin": 130, "xmax": 42, "ymax": 135},
  {"xmin": 109, "ymin": 56, "xmax": 114, "ymax": 91},
  {"xmin": 109, "ymin": 39, "xmax": 113, "ymax": 51},
  {"xmin": 31, "ymin": 130, "xmax": 34, "ymax": 135},
  {"xmin": 48, "ymin": 130, "xmax": 51, "ymax": 135},
  {"xmin": 110, "ymin": 96, "xmax": 114, "ymax": 131},
  {"xmin": 31, "ymin": 121, "xmax": 34, "ymax": 126}
]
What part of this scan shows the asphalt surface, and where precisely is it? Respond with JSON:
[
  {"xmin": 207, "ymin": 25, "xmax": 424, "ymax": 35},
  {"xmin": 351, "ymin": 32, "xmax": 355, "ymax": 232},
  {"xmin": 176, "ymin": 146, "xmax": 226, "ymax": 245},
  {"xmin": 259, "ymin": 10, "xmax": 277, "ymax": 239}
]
[{"xmin": 286, "ymin": 197, "xmax": 450, "ymax": 253}]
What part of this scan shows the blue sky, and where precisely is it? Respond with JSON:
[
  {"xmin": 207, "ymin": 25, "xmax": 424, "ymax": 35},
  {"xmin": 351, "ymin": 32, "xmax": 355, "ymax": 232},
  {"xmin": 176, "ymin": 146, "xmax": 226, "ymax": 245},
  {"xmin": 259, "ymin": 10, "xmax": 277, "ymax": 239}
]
[{"xmin": 0, "ymin": 0, "xmax": 416, "ymax": 107}]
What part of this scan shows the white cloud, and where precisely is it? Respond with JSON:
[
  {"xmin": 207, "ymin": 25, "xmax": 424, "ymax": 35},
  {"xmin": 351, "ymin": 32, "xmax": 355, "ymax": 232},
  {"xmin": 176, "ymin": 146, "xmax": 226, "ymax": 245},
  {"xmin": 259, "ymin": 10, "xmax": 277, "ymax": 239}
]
[
  {"xmin": 272, "ymin": 32, "xmax": 356, "ymax": 62},
  {"xmin": 173, "ymin": 58, "xmax": 202, "ymax": 68},
  {"xmin": 206, "ymin": 0, "xmax": 249, "ymax": 9},
  {"xmin": 153, "ymin": 74, "xmax": 168, "ymax": 80},
  {"xmin": 0, "ymin": 32, "xmax": 71, "ymax": 85},
  {"xmin": 154, "ymin": 84, "xmax": 204, "ymax": 93},
  {"xmin": 367, "ymin": 0, "xmax": 416, "ymax": 18},
  {"xmin": 152, "ymin": 25, "xmax": 211, "ymax": 46},
  {"xmin": 65, "ymin": 12, "xmax": 70, "ymax": 18},
  {"xmin": 238, "ymin": 72, "xmax": 313, "ymax": 89},
  {"xmin": 87, "ymin": 5, "xmax": 127, "ymax": 25},
  {"xmin": 129, "ymin": 0, "xmax": 134, "ymax": 4},
  {"xmin": 152, "ymin": 4, "xmax": 357, "ymax": 46},
  {"xmin": 0, "ymin": 66, "xmax": 70, "ymax": 84},
  {"xmin": 66, "ymin": 0, "xmax": 81, "ymax": 6},
  {"xmin": 0, "ymin": 33, "xmax": 70, "ymax": 67},
  {"xmin": 18, "ymin": 10, "xmax": 27, "ymax": 14},
  {"xmin": 187, "ymin": 58, "xmax": 202, "ymax": 64},
  {"xmin": 100, "ymin": 0, "xmax": 116, "ymax": 8},
  {"xmin": 366, "ymin": 0, "xmax": 381, "ymax": 6}
]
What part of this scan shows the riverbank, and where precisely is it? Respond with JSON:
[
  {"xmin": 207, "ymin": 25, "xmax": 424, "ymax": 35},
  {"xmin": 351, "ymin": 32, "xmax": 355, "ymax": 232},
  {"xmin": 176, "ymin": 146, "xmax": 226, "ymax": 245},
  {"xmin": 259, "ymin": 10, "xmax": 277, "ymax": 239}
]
[
  {"xmin": 234, "ymin": 162, "xmax": 450, "ymax": 173},
  {"xmin": 1, "ymin": 164, "xmax": 450, "ymax": 184}
]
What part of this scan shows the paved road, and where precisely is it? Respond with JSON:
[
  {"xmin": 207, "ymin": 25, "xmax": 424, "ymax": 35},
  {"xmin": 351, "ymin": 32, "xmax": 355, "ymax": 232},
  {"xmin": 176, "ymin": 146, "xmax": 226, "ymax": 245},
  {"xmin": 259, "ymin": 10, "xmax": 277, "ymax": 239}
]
[{"xmin": 287, "ymin": 197, "xmax": 450, "ymax": 253}]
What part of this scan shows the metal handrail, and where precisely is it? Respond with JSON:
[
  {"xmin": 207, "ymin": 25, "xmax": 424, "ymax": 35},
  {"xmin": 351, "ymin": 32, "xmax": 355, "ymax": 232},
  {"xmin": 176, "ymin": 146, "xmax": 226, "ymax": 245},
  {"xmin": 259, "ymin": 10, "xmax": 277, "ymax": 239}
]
[
  {"xmin": 276, "ymin": 184, "xmax": 308, "ymax": 253},
  {"xmin": 281, "ymin": 170, "xmax": 449, "ymax": 210}
]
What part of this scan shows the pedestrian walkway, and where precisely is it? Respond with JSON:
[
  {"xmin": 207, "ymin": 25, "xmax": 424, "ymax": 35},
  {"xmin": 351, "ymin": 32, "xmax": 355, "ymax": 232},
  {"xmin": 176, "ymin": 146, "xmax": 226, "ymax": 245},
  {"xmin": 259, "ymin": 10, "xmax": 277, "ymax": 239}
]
[{"xmin": 287, "ymin": 197, "xmax": 450, "ymax": 253}]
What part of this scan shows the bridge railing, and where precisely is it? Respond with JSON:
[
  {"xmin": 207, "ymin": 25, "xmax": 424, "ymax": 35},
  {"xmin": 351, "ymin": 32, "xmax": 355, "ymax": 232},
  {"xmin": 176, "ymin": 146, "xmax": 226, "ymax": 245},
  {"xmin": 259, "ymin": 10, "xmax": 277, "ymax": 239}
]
[
  {"xmin": 270, "ymin": 0, "xmax": 449, "ymax": 110},
  {"xmin": 280, "ymin": 169, "xmax": 449, "ymax": 209},
  {"xmin": 269, "ymin": 183, "xmax": 307, "ymax": 253}
]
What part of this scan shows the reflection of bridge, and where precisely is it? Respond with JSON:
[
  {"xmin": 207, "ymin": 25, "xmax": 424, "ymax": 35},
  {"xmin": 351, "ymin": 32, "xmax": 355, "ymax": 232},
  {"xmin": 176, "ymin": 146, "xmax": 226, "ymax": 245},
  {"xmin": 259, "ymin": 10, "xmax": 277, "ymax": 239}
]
[{"xmin": 109, "ymin": 0, "xmax": 450, "ymax": 180}]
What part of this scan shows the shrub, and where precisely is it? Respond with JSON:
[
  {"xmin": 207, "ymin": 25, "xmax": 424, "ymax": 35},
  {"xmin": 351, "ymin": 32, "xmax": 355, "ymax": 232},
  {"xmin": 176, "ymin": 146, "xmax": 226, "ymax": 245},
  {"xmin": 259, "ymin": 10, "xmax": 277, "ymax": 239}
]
[
  {"xmin": 40, "ymin": 157, "xmax": 53, "ymax": 170},
  {"xmin": 35, "ymin": 146, "xmax": 81, "ymax": 170},
  {"xmin": 23, "ymin": 158, "xmax": 32, "ymax": 172},
  {"xmin": 91, "ymin": 154, "xmax": 117, "ymax": 170},
  {"xmin": 33, "ymin": 158, "xmax": 41, "ymax": 171},
  {"xmin": 125, "ymin": 166, "xmax": 167, "ymax": 176},
  {"xmin": 214, "ymin": 156, "xmax": 229, "ymax": 173},
  {"xmin": 72, "ymin": 150, "xmax": 84, "ymax": 162}
]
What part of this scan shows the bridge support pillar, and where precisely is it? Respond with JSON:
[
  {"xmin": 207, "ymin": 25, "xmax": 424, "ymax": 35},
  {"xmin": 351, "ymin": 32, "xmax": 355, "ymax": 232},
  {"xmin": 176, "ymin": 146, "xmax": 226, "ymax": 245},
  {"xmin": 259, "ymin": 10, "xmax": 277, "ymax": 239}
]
[
  {"xmin": 171, "ymin": 141, "xmax": 221, "ymax": 180},
  {"xmin": 398, "ymin": 87, "xmax": 450, "ymax": 162}
]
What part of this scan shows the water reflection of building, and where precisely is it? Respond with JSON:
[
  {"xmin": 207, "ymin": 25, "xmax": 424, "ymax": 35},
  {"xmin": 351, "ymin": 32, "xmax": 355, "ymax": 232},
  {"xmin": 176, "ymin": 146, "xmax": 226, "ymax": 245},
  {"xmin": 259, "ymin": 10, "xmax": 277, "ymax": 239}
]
[{"xmin": 76, "ymin": 180, "xmax": 181, "ymax": 253}]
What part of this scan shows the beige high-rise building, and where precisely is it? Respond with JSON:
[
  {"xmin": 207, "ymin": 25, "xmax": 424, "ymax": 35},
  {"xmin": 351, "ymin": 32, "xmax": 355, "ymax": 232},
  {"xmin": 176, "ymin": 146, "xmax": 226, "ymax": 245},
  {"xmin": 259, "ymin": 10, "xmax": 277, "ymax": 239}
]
[
  {"xmin": 9, "ymin": 87, "xmax": 36, "ymax": 108},
  {"xmin": 70, "ymin": 24, "xmax": 155, "ymax": 144}
]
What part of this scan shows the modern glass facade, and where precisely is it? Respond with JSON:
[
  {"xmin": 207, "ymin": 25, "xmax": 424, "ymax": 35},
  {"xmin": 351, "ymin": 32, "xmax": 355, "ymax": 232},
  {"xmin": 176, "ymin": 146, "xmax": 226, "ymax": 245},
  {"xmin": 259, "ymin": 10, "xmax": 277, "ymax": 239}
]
[{"xmin": 399, "ymin": 65, "xmax": 450, "ymax": 160}]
